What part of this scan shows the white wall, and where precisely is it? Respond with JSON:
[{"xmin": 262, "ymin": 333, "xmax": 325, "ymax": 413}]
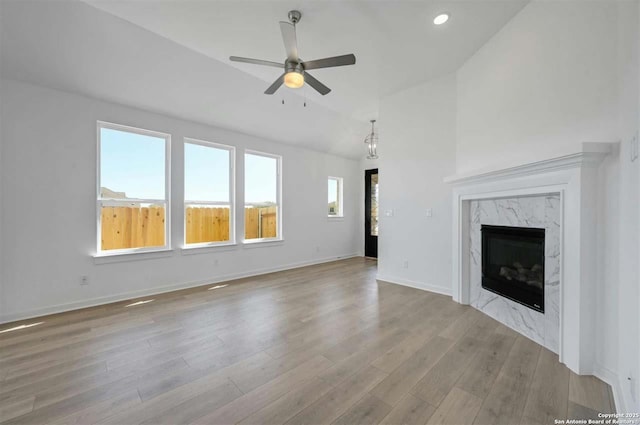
[
  {"xmin": 456, "ymin": 1, "xmax": 619, "ymax": 175},
  {"xmin": 0, "ymin": 78, "xmax": 361, "ymax": 323},
  {"xmin": 376, "ymin": 74, "xmax": 457, "ymax": 294},
  {"xmin": 638, "ymin": 1, "xmax": 640, "ymax": 413},
  {"xmin": 615, "ymin": 0, "xmax": 640, "ymax": 412},
  {"xmin": 455, "ymin": 0, "xmax": 640, "ymax": 412},
  {"xmin": 0, "ymin": 13, "xmax": 4, "ymax": 319}
]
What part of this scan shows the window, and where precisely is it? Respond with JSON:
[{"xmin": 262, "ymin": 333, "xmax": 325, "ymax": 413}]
[
  {"xmin": 328, "ymin": 177, "xmax": 343, "ymax": 217},
  {"xmin": 370, "ymin": 172, "xmax": 379, "ymax": 236},
  {"xmin": 97, "ymin": 122, "xmax": 170, "ymax": 254},
  {"xmin": 184, "ymin": 139, "xmax": 234, "ymax": 246},
  {"xmin": 244, "ymin": 151, "xmax": 281, "ymax": 241}
]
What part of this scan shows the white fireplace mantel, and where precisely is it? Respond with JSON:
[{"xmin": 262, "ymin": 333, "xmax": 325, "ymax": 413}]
[{"xmin": 445, "ymin": 142, "xmax": 614, "ymax": 376}]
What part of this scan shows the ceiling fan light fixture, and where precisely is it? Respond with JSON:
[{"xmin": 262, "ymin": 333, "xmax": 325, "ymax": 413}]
[
  {"xmin": 284, "ymin": 71, "xmax": 304, "ymax": 89},
  {"xmin": 433, "ymin": 13, "xmax": 449, "ymax": 25},
  {"xmin": 229, "ymin": 10, "xmax": 356, "ymax": 96}
]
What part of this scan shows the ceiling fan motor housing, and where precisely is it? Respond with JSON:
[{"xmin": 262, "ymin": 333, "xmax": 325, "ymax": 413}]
[{"xmin": 285, "ymin": 61, "xmax": 304, "ymax": 75}]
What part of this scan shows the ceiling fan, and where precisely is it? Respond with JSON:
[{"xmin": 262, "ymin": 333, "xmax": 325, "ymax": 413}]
[{"xmin": 229, "ymin": 10, "xmax": 356, "ymax": 96}]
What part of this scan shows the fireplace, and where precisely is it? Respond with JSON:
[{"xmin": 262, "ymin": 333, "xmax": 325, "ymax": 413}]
[{"xmin": 481, "ymin": 225, "xmax": 545, "ymax": 313}]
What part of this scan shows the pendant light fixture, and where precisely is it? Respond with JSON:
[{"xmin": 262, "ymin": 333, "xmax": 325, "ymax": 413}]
[{"xmin": 364, "ymin": 119, "xmax": 379, "ymax": 159}]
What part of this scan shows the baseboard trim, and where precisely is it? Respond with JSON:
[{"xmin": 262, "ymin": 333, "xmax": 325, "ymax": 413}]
[
  {"xmin": 593, "ymin": 364, "xmax": 626, "ymax": 414},
  {"xmin": 0, "ymin": 253, "xmax": 361, "ymax": 324},
  {"xmin": 376, "ymin": 274, "xmax": 452, "ymax": 297}
]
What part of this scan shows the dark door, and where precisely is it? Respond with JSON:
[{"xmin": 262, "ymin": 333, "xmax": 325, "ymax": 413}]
[{"xmin": 365, "ymin": 169, "xmax": 378, "ymax": 258}]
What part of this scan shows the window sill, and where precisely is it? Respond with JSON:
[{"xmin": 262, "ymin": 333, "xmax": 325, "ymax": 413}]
[
  {"xmin": 242, "ymin": 238, "xmax": 284, "ymax": 249},
  {"xmin": 181, "ymin": 243, "xmax": 238, "ymax": 255},
  {"xmin": 93, "ymin": 248, "xmax": 174, "ymax": 264}
]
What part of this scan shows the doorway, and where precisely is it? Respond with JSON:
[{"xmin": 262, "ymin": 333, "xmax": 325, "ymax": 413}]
[{"xmin": 365, "ymin": 168, "xmax": 378, "ymax": 258}]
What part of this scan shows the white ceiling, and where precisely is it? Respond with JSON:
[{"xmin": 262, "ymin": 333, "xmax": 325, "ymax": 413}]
[
  {"xmin": 1, "ymin": 0, "xmax": 528, "ymax": 158},
  {"xmin": 86, "ymin": 0, "xmax": 528, "ymax": 119}
]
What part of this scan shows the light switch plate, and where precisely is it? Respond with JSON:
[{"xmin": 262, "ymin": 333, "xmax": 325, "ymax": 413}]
[
  {"xmin": 384, "ymin": 209, "xmax": 394, "ymax": 217},
  {"xmin": 426, "ymin": 208, "xmax": 433, "ymax": 218}
]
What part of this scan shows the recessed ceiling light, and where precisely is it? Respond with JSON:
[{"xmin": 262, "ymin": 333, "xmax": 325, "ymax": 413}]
[{"xmin": 434, "ymin": 13, "xmax": 449, "ymax": 25}]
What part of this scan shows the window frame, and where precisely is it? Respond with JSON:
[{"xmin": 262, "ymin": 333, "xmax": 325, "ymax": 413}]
[
  {"xmin": 327, "ymin": 176, "xmax": 344, "ymax": 218},
  {"xmin": 243, "ymin": 149, "xmax": 283, "ymax": 244},
  {"xmin": 183, "ymin": 137, "xmax": 236, "ymax": 248},
  {"xmin": 96, "ymin": 121, "xmax": 171, "ymax": 256}
]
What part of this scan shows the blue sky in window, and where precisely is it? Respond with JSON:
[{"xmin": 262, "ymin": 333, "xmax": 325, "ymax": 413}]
[
  {"xmin": 244, "ymin": 153, "xmax": 277, "ymax": 204},
  {"xmin": 101, "ymin": 128, "xmax": 277, "ymax": 204},
  {"xmin": 184, "ymin": 142, "xmax": 229, "ymax": 201},
  {"xmin": 328, "ymin": 179, "xmax": 338, "ymax": 204},
  {"xmin": 100, "ymin": 128, "xmax": 165, "ymax": 199}
]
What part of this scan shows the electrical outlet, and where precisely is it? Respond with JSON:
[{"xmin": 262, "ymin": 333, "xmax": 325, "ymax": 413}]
[
  {"xmin": 80, "ymin": 276, "xmax": 89, "ymax": 286},
  {"xmin": 426, "ymin": 208, "xmax": 433, "ymax": 218},
  {"xmin": 402, "ymin": 260, "xmax": 409, "ymax": 269}
]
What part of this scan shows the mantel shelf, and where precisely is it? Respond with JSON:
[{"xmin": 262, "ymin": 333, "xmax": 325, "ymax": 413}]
[{"xmin": 444, "ymin": 142, "xmax": 615, "ymax": 185}]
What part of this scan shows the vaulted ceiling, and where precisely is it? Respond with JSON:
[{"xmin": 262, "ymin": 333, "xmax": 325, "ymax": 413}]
[{"xmin": 1, "ymin": 0, "xmax": 528, "ymax": 158}]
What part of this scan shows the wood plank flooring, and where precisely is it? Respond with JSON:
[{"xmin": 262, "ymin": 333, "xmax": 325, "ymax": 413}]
[{"xmin": 0, "ymin": 258, "xmax": 614, "ymax": 424}]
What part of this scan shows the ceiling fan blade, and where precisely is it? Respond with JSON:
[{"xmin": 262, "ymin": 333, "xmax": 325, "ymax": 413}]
[
  {"xmin": 304, "ymin": 72, "xmax": 331, "ymax": 96},
  {"xmin": 264, "ymin": 74, "xmax": 285, "ymax": 95},
  {"xmin": 229, "ymin": 56, "xmax": 283, "ymax": 69},
  {"xmin": 302, "ymin": 54, "xmax": 356, "ymax": 70},
  {"xmin": 279, "ymin": 21, "xmax": 298, "ymax": 61}
]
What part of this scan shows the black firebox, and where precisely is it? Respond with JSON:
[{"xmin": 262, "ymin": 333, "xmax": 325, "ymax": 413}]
[{"xmin": 481, "ymin": 225, "xmax": 545, "ymax": 313}]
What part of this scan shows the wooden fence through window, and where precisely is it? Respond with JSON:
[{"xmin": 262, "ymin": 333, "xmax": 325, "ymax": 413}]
[{"xmin": 100, "ymin": 205, "xmax": 277, "ymax": 250}]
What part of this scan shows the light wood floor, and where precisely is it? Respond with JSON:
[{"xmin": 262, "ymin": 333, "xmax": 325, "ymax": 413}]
[{"xmin": 0, "ymin": 258, "xmax": 614, "ymax": 425}]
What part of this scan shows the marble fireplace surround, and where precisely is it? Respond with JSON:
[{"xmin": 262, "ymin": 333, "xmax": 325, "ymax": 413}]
[
  {"xmin": 445, "ymin": 142, "xmax": 613, "ymax": 376},
  {"xmin": 469, "ymin": 195, "xmax": 561, "ymax": 354}
]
